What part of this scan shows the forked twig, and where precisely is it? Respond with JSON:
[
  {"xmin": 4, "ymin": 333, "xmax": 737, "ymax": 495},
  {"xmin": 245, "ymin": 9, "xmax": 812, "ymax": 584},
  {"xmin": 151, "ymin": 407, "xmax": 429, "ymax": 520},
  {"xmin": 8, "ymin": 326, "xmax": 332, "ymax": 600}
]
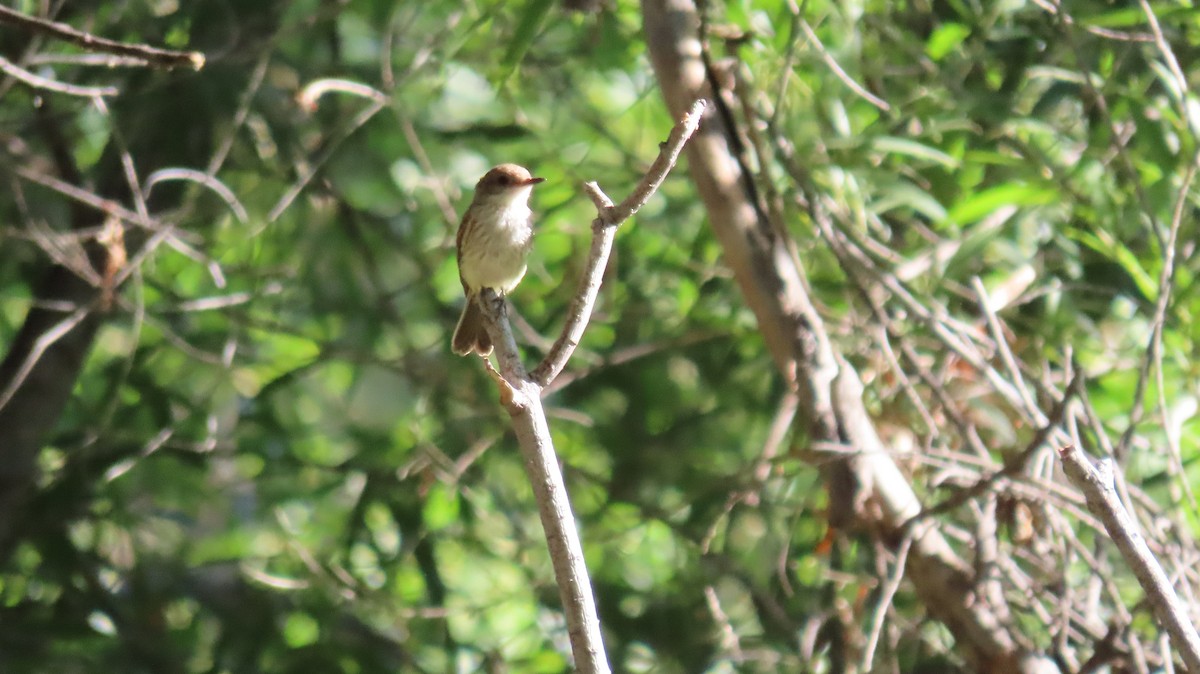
[
  {"xmin": 472, "ymin": 99, "xmax": 706, "ymax": 674},
  {"xmin": 531, "ymin": 99, "xmax": 707, "ymax": 386}
]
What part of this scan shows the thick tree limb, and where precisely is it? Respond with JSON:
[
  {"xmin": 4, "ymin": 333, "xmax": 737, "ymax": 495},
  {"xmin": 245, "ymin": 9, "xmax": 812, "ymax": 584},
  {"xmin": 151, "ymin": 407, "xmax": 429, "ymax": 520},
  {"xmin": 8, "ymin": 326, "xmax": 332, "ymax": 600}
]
[
  {"xmin": 475, "ymin": 102, "xmax": 702, "ymax": 673},
  {"xmin": 639, "ymin": 0, "xmax": 1051, "ymax": 671},
  {"xmin": 0, "ymin": 269, "xmax": 101, "ymax": 559}
]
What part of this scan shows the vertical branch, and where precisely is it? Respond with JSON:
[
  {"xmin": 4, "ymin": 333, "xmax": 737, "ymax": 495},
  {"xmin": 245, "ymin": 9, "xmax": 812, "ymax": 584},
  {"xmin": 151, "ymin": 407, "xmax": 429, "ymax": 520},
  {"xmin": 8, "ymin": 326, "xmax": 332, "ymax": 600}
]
[
  {"xmin": 473, "ymin": 102, "xmax": 704, "ymax": 674},
  {"xmin": 638, "ymin": 0, "xmax": 1054, "ymax": 670}
]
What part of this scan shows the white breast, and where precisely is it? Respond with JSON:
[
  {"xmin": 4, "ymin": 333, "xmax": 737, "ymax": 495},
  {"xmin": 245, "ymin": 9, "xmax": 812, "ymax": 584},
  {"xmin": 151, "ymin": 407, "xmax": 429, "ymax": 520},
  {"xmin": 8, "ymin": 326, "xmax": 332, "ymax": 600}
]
[{"xmin": 459, "ymin": 193, "xmax": 534, "ymax": 293}]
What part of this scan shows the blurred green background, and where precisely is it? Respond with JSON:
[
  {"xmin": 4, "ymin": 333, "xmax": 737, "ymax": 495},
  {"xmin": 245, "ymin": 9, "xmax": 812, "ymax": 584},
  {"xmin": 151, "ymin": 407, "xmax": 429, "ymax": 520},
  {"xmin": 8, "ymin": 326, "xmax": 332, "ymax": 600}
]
[{"xmin": 1, "ymin": 0, "xmax": 1199, "ymax": 672}]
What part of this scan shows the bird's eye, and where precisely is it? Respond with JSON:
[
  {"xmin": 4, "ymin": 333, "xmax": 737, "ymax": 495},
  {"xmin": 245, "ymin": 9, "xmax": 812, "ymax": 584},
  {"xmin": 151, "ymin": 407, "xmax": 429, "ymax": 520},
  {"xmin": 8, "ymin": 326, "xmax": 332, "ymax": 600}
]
[{"xmin": 497, "ymin": 175, "xmax": 512, "ymax": 186}]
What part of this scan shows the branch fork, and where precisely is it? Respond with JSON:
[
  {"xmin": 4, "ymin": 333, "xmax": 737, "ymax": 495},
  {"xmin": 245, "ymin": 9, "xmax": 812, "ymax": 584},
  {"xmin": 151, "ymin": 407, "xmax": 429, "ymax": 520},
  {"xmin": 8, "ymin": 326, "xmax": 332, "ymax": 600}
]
[{"xmin": 471, "ymin": 98, "xmax": 706, "ymax": 674}]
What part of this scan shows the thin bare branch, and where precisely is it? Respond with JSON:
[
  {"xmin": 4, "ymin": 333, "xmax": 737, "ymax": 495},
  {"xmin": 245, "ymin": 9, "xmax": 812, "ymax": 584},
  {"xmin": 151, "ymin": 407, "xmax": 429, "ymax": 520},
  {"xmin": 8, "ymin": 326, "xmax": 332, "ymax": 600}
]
[
  {"xmin": 0, "ymin": 55, "xmax": 117, "ymax": 97},
  {"xmin": 269, "ymin": 80, "xmax": 388, "ymax": 222},
  {"xmin": 0, "ymin": 304, "xmax": 92, "ymax": 414},
  {"xmin": 475, "ymin": 290, "xmax": 604, "ymax": 671},
  {"xmin": 861, "ymin": 527, "xmax": 917, "ymax": 670},
  {"xmin": 207, "ymin": 50, "xmax": 271, "ymax": 176},
  {"xmin": 91, "ymin": 97, "xmax": 150, "ymax": 226},
  {"xmin": 25, "ymin": 53, "xmax": 155, "ymax": 68},
  {"xmin": 297, "ymin": 78, "xmax": 387, "ymax": 112},
  {"xmin": 1057, "ymin": 445, "xmax": 1200, "ymax": 672},
  {"xmin": 1137, "ymin": 0, "xmax": 1194, "ymax": 134},
  {"xmin": 146, "ymin": 168, "xmax": 250, "ymax": 223},
  {"xmin": 531, "ymin": 98, "xmax": 706, "ymax": 386},
  {"xmin": 15, "ymin": 165, "xmax": 144, "ymax": 224},
  {"xmin": 397, "ymin": 114, "xmax": 459, "ymax": 228},
  {"xmin": 1115, "ymin": 162, "xmax": 1193, "ymax": 463},
  {"xmin": 470, "ymin": 101, "xmax": 704, "ymax": 674},
  {"xmin": 1150, "ymin": 163, "xmax": 1198, "ymax": 513},
  {"xmin": 798, "ymin": 18, "xmax": 890, "ymax": 112},
  {"xmin": 0, "ymin": 5, "xmax": 204, "ymax": 70},
  {"xmin": 972, "ymin": 276, "xmax": 1040, "ymax": 418}
]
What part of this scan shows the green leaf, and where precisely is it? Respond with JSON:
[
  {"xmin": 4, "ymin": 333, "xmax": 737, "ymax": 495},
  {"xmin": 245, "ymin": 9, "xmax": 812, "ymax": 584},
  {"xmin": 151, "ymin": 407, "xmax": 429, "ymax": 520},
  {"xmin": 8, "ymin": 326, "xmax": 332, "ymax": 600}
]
[
  {"xmin": 873, "ymin": 136, "xmax": 960, "ymax": 169},
  {"xmin": 871, "ymin": 182, "xmax": 948, "ymax": 222},
  {"xmin": 284, "ymin": 612, "xmax": 320, "ymax": 648},
  {"xmin": 946, "ymin": 183, "xmax": 1058, "ymax": 226},
  {"xmin": 1082, "ymin": 6, "xmax": 1156, "ymax": 28},
  {"xmin": 242, "ymin": 331, "xmax": 321, "ymax": 395},
  {"xmin": 926, "ymin": 23, "xmax": 971, "ymax": 61},
  {"xmin": 422, "ymin": 483, "xmax": 461, "ymax": 531},
  {"xmin": 499, "ymin": 0, "xmax": 554, "ymax": 82},
  {"xmin": 676, "ymin": 278, "xmax": 699, "ymax": 315},
  {"xmin": 1066, "ymin": 226, "xmax": 1159, "ymax": 302}
]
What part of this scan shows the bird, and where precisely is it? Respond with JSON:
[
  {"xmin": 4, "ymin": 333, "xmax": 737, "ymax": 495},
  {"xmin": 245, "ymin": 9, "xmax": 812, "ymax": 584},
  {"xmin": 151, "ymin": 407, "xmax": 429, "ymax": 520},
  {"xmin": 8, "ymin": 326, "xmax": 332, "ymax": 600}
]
[{"xmin": 452, "ymin": 163, "xmax": 544, "ymax": 356}]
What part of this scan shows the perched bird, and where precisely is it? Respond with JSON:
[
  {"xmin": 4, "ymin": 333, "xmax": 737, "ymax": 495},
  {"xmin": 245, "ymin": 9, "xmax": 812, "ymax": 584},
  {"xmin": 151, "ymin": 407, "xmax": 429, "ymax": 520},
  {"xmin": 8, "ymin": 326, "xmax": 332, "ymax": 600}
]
[{"xmin": 452, "ymin": 163, "xmax": 544, "ymax": 356}]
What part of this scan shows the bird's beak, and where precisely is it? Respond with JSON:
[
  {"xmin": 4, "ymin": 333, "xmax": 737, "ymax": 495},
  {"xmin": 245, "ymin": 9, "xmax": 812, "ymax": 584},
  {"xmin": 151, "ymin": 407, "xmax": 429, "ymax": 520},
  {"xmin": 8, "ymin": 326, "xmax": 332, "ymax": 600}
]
[{"xmin": 525, "ymin": 176, "xmax": 546, "ymax": 186}]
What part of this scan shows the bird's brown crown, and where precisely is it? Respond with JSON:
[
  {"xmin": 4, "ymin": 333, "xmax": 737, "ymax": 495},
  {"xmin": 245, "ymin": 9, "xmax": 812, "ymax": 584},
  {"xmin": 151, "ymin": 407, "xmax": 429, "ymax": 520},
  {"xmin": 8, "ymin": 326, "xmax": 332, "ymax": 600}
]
[{"xmin": 475, "ymin": 163, "xmax": 545, "ymax": 194}]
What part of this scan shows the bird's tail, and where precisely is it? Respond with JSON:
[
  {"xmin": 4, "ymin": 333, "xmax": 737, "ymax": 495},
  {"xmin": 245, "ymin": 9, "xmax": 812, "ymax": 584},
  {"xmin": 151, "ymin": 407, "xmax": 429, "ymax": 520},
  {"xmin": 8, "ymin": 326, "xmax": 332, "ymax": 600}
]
[{"xmin": 451, "ymin": 298, "xmax": 493, "ymax": 356}]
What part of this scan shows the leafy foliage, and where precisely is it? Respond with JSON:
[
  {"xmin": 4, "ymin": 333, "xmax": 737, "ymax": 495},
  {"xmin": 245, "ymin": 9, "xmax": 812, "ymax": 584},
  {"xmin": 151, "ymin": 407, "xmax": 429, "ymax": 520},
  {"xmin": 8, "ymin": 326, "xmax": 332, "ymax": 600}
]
[{"xmin": 1, "ymin": 0, "xmax": 1199, "ymax": 672}]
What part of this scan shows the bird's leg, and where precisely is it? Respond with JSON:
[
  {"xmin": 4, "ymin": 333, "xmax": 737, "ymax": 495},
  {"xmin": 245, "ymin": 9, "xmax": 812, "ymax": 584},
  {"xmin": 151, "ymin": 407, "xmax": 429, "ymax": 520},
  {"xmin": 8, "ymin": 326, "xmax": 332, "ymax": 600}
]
[{"xmin": 481, "ymin": 287, "xmax": 507, "ymax": 319}]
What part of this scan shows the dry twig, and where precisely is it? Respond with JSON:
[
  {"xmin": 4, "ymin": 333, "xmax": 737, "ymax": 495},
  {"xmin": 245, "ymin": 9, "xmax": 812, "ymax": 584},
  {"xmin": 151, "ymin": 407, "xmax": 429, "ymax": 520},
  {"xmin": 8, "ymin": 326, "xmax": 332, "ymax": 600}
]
[
  {"xmin": 0, "ymin": 5, "xmax": 204, "ymax": 70},
  {"xmin": 0, "ymin": 55, "xmax": 118, "ymax": 97}
]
